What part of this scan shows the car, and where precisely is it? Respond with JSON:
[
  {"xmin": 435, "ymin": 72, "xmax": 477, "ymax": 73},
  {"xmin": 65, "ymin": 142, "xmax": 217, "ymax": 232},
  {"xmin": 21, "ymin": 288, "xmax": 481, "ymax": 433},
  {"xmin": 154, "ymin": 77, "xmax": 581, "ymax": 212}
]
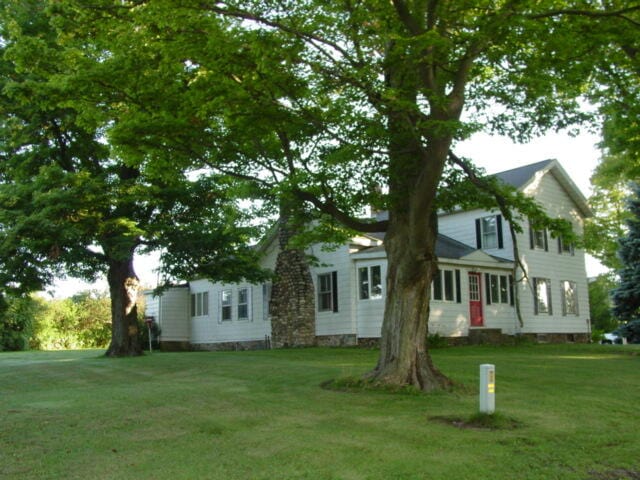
[{"xmin": 600, "ymin": 330, "xmax": 623, "ymax": 344}]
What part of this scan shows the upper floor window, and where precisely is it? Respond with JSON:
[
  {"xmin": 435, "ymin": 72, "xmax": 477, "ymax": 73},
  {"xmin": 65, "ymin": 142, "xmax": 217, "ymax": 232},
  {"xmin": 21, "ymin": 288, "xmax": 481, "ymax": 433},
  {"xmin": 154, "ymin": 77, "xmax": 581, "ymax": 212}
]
[
  {"xmin": 359, "ymin": 265, "xmax": 382, "ymax": 300},
  {"xmin": 475, "ymin": 215, "xmax": 503, "ymax": 249},
  {"xmin": 533, "ymin": 277, "xmax": 552, "ymax": 315},
  {"xmin": 191, "ymin": 291, "xmax": 209, "ymax": 317},
  {"xmin": 318, "ymin": 271, "xmax": 338, "ymax": 312},
  {"xmin": 561, "ymin": 280, "xmax": 578, "ymax": 315},
  {"xmin": 557, "ymin": 236, "xmax": 575, "ymax": 255},
  {"xmin": 529, "ymin": 222, "xmax": 548, "ymax": 251}
]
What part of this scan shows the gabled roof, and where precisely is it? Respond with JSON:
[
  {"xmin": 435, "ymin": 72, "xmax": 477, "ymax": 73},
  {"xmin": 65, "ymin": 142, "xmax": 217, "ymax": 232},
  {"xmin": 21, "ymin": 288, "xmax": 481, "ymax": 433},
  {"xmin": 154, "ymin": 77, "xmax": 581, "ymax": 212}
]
[
  {"xmin": 493, "ymin": 159, "xmax": 591, "ymax": 218},
  {"xmin": 493, "ymin": 159, "xmax": 555, "ymax": 189}
]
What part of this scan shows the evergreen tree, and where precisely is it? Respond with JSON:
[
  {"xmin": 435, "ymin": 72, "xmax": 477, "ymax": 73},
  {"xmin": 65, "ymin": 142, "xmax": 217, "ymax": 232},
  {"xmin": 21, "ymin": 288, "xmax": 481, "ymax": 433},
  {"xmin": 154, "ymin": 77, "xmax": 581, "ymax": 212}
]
[{"xmin": 612, "ymin": 184, "xmax": 640, "ymax": 322}]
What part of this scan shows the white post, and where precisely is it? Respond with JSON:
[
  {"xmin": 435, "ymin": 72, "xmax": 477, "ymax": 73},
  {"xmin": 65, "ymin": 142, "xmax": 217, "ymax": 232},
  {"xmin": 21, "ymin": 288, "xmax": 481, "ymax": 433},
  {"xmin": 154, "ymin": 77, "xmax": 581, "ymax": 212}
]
[{"xmin": 479, "ymin": 364, "xmax": 495, "ymax": 414}]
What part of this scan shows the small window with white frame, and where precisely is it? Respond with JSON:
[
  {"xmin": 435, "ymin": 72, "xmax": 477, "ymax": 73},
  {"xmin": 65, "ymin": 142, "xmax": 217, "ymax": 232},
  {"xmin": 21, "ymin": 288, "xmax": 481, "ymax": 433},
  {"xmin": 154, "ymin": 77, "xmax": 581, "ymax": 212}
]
[
  {"xmin": 561, "ymin": 280, "xmax": 578, "ymax": 315},
  {"xmin": 220, "ymin": 289, "xmax": 232, "ymax": 322},
  {"xmin": 533, "ymin": 278, "xmax": 552, "ymax": 315},
  {"xmin": 485, "ymin": 274, "xmax": 509, "ymax": 304},
  {"xmin": 190, "ymin": 291, "xmax": 209, "ymax": 317},
  {"xmin": 318, "ymin": 272, "xmax": 338, "ymax": 312},
  {"xmin": 432, "ymin": 269, "xmax": 456, "ymax": 302},
  {"xmin": 557, "ymin": 236, "xmax": 574, "ymax": 255},
  {"xmin": 481, "ymin": 216, "xmax": 498, "ymax": 249},
  {"xmin": 237, "ymin": 287, "xmax": 250, "ymax": 321},
  {"xmin": 358, "ymin": 265, "xmax": 382, "ymax": 300}
]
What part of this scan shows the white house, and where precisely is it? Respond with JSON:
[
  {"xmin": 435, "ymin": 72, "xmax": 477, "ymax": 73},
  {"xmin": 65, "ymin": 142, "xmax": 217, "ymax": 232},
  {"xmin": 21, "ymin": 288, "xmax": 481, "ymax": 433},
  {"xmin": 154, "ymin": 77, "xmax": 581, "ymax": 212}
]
[{"xmin": 145, "ymin": 159, "xmax": 592, "ymax": 350}]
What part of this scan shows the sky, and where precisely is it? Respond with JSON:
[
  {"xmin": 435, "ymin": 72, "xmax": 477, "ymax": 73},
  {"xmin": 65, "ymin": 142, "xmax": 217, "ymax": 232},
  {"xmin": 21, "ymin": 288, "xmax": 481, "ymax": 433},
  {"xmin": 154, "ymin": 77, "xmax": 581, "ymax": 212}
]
[{"xmin": 46, "ymin": 129, "xmax": 606, "ymax": 298}]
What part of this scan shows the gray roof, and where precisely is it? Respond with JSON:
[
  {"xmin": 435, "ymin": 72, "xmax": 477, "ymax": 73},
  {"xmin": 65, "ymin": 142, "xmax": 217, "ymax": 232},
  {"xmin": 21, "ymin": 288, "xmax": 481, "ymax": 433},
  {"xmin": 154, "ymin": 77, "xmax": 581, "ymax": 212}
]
[
  {"xmin": 358, "ymin": 233, "xmax": 476, "ymax": 260},
  {"xmin": 493, "ymin": 159, "xmax": 554, "ymax": 189}
]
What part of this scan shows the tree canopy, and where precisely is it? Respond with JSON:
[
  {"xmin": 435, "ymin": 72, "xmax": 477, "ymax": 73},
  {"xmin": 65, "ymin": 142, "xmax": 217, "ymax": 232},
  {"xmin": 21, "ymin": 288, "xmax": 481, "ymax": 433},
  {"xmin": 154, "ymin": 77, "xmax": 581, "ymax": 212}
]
[{"xmin": 1, "ymin": 1, "xmax": 639, "ymax": 380}]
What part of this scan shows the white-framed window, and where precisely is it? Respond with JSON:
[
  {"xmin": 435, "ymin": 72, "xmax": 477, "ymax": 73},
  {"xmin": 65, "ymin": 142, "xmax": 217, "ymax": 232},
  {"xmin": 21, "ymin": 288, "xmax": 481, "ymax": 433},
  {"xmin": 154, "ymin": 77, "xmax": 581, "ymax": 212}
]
[
  {"xmin": 190, "ymin": 291, "xmax": 209, "ymax": 317},
  {"xmin": 533, "ymin": 278, "xmax": 552, "ymax": 315},
  {"xmin": 432, "ymin": 269, "xmax": 458, "ymax": 302},
  {"xmin": 318, "ymin": 272, "xmax": 338, "ymax": 312},
  {"xmin": 557, "ymin": 236, "xmax": 574, "ymax": 255},
  {"xmin": 530, "ymin": 222, "xmax": 548, "ymax": 251},
  {"xmin": 237, "ymin": 287, "xmax": 250, "ymax": 321},
  {"xmin": 481, "ymin": 216, "xmax": 498, "ymax": 249},
  {"xmin": 220, "ymin": 289, "xmax": 232, "ymax": 322},
  {"xmin": 262, "ymin": 283, "xmax": 272, "ymax": 321},
  {"xmin": 486, "ymin": 274, "xmax": 509, "ymax": 304},
  {"xmin": 561, "ymin": 280, "xmax": 578, "ymax": 315},
  {"xmin": 359, "ymin": 265, "xmax": 382, "ymax": 300}
]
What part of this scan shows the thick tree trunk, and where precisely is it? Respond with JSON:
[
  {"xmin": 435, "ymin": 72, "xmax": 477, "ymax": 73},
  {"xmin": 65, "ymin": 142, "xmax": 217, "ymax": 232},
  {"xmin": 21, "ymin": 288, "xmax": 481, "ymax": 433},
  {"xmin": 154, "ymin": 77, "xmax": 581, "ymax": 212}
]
[
  {"xmin": 105, "ymin": 255, "xmax": 142, "ymax": 357},
  {"xmin": 269, "ymin": 215, "xmax": 316, "ymax": 348},
  {"xmin": 366, "ymin": 209, "xmax": 453, "ymax": 392}
]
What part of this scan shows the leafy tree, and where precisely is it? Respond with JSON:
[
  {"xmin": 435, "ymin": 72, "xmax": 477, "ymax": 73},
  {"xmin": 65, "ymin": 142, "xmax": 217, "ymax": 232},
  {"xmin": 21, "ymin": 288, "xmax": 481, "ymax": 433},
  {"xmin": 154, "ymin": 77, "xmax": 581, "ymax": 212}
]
[
  {"xmin": 31, "ymin": 1, "xmax": 640, "ymax": 389},
  {"xmin": 0, "ymin": 1, "xmax": 267, "ymax": 356},
  {"xmin": 0, "ymin": 295, "xmax": 41, "ymax": 351},
  {"xmin": 612, "ymin": 183, "xmax": 640, "ymax": 322},
  {"xmin": 588, "ymin": 274, "xmax": 618, "ymax": 333}
]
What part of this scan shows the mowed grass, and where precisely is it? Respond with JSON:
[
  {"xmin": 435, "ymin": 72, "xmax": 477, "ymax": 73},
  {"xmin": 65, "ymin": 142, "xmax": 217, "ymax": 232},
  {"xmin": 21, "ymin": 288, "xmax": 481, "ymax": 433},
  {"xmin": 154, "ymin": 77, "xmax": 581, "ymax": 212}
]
[{"xmin": 1, "ymin": 344, "xmax": 639, "ymax": 480}]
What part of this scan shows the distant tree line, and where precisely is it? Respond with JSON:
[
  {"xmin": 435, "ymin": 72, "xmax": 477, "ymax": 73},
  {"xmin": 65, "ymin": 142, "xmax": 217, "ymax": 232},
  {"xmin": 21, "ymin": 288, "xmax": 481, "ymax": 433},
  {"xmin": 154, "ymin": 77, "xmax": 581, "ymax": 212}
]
[{"xmin": 0, "ymin": 290, "xmax": 116, "ymax": 351}]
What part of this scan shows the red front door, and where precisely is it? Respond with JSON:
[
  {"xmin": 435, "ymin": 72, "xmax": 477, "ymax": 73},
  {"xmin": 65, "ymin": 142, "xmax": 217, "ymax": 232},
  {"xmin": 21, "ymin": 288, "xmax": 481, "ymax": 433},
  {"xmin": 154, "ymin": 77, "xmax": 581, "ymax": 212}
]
[{"xmin": 469, "ymin": 272, "xmax": 484, "ymax": 327}]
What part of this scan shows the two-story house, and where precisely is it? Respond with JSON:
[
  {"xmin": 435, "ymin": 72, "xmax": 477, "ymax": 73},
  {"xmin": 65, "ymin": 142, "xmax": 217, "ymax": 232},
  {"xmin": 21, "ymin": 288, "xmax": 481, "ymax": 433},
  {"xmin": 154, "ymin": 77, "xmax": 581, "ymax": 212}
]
[{"xmin": 144, "ymin": 159, "xmax": 592, "ymax": 349}]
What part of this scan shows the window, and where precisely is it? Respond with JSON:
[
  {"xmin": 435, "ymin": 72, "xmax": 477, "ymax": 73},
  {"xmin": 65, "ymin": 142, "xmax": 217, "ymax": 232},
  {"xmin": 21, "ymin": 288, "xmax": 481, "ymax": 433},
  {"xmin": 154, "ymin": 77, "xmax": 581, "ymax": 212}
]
[
  {"xmin": 561, "ymin": 281, "xmax": 578, "ymax": 315},
  {"xmin": 220, "ymin": 289, "xmax": 232, "ymax": 322},
  {"xmin": 557, "ymin": 236, "xmax": 574, "ymax": 255},
  {"xmin": 484, "ymin": 274, "xmax": 510, "ymax": 304},
  {"xmin": 475, "ymin": 215, "xmax": 503, "ymax": 250},
  {"xmin": 359, "ymin": 265, "xmax": 382, "ymax": 300},
  {"xmin": 190, "ymin": 291, "xmax": 209, "ymax": 317},
  {"xmin": 533, "ymin": 278, "xmax": 552, "ymax": 315},
  {"xmin": 318, "ymin": 272, "xmax": 338, "ymax": 312},
  {"xmin": 262, "ymin": 283, "xmax": 272, "ymax": 321},
  {"xmin": 529, "ymin": 222, "xmax": 548, "ymax": 251},
  {"xmin": 237, "ymin": 288, "xmax": 250, "ymax": 320},
  {"xmin": 432, "ymin": 269, "xmax": 460, "ymax": 303}
]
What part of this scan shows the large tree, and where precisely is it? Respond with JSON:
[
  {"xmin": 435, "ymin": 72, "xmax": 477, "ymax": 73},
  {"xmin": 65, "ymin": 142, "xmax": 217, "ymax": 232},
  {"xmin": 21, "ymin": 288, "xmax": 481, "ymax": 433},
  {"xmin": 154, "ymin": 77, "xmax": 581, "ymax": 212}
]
[
  {"xmin": 612, "ymin": 183, "xmax": 640, "ymax": 322},
  {"xmin": 40, "ymin": 1, "xmax": 640, "ymax": 388},
  {"xmin": 0, "ymin": 0, "xmax": 266, "ymax": 356}
]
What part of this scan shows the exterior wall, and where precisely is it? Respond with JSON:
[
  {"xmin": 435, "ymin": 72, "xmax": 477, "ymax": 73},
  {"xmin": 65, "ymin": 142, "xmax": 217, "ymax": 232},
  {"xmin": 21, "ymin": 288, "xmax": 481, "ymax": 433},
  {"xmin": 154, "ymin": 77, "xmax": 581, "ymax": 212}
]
[
  {"xmin": 516, "ymin": 172, "xmax": 590, "ymax": 335},
  {"xmin": 189, "ymin": 278, "xmax": 271, "ymax": 345},
  {"xmin": 144, "ymin": 286, "xmax": 190, "ymax": 343},
  {"xmin": 308, "ymin": 244, "xmax": 358, "ymax": 337},
  {"xmin": 353, "ymin": 256, "xmax": 387, "ymax": 338},
  {"xmin": 428, "ymin": 262, "xmax": 517, "ymax": 337}
]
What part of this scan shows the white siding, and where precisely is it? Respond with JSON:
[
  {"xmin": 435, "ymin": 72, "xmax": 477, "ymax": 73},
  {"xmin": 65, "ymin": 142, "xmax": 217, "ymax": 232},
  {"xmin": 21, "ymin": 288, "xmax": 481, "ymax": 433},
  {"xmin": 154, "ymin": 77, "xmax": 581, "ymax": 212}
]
[
  {"xmin": 309, "ymin": 244, "xmax": 357, "ymax": 336},
  {"xmin": 143, "ymin": 287, "xmax": 190, "ymax": 342},
  {"xmin": 515, "ymin": 171, "xmax": 590, "ymax": 334},
  {"xmin": 190, "ymin": 279, "xmax": 270, "ymax": 344}
]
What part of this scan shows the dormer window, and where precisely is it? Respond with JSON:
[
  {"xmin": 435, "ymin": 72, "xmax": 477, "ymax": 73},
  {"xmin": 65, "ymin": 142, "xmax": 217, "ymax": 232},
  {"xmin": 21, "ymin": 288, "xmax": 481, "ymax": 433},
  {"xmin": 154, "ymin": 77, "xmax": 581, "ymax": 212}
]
[{"xmin": 475, "ymin": 215, "xmax": 503, "ymax": 250}]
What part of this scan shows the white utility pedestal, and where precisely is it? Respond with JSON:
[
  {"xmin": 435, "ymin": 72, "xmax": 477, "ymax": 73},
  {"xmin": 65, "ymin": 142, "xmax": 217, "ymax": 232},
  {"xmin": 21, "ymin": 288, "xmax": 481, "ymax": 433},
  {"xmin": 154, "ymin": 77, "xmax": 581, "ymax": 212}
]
[{"xmin": 479, "ymin": 364, "xmax": 496, "ymax": 414}]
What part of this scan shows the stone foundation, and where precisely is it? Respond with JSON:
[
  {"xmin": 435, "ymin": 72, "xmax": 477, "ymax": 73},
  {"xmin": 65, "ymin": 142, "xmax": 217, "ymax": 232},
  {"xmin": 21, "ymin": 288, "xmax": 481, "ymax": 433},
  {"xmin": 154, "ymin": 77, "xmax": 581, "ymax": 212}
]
[
  {"xmin": 316, "ymin": 334, "xmax": 357, "ymax": 347},
  {"xmin": 190, "ymin": 339, "xmax": 269, "ymax": 352},
  {"xmin": 159, "ymin": 341, "xmax": 191, "ymax": 352},
  {"xmin": 356, "ymin": 337, "xmax": 381, "ymax": 348}
]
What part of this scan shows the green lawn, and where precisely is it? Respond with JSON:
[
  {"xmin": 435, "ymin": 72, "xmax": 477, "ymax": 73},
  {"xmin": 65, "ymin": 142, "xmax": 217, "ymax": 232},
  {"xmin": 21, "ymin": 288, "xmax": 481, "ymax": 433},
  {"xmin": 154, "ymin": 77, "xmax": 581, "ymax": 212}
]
[{"xmin": 1, "ymin": 344, "xmax": 638, "ymax": 480}]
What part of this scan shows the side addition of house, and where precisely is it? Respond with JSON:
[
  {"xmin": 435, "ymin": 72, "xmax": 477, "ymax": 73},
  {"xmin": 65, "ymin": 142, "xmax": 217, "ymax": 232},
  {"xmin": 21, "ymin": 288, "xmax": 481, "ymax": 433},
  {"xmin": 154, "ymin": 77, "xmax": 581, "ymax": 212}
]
[{"xmin": 145, "ymin": 159, "xmax": 592, "ymax": 350}]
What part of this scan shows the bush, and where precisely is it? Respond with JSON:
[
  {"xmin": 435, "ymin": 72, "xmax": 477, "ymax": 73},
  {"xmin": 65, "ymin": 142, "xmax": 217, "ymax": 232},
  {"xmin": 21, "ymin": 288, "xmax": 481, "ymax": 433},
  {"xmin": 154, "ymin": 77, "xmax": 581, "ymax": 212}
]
[{"xmin": 0, "ymin": 296, "xmax": 41, "ymax": 351}]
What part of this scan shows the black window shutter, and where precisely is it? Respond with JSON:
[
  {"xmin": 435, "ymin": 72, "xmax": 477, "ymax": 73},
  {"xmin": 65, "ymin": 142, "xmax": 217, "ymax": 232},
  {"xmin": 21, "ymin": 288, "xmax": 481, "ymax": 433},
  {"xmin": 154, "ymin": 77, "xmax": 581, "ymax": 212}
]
[
  {"xmin": 557, "ymin": 237, "xmax": 562, "ymax": 254},
  {"xmin": 509, "ymin": 275, "xmax": 515, "ymax": 306},
  {"xmin": 546, "ymin": 279, "xmax": 552, "ymax": 315},
  {"xmin": 455, "ymin": 269, "xmax": 461, "ymax": 303},
  {"xmin": 475, "ymin": 219, "xmax": 482, "ymax": 249},
  {"xmin": 533, "ymin": 278, "xmax": 539, "ymax": 315},
  {"xmin": 485, "ymin": 273, "xmax": 491, "ymax": 305},
  {"xmin": 543, "ymin": 230, "xmax": 549, "ymax": 252},
  {"xmin": 332, "ymin": 271, "xmax": 339, "ymax": 312},
  {"xmin": 496, "ymin": 215, "xmax": 504, "ymax": 249},
  {"xmin": 529, "ymin": 221, "xmax": 535, "ymax": 249},
  {"xmin": 561, "ymin": 282, "xmax": 567, "ymax": 316}
]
